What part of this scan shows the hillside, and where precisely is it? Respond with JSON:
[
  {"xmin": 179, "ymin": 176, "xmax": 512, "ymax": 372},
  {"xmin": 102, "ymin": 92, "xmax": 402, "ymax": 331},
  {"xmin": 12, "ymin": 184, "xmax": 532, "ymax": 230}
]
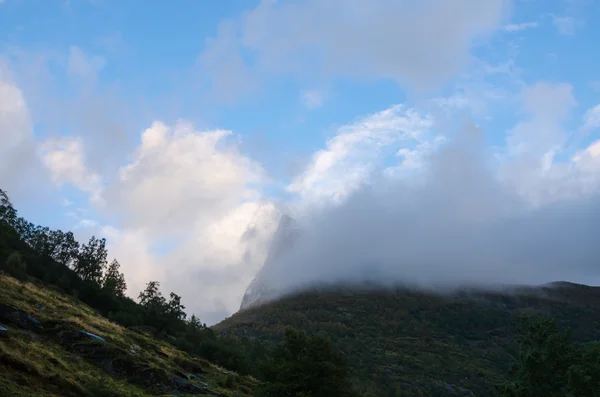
[
  {"xmin": 0, "ymin": 273, "xmax": 258, "ymax": 397},
  {"xmin": 215, "ymin": 282, "xmax": 600, "ymax": 396}
]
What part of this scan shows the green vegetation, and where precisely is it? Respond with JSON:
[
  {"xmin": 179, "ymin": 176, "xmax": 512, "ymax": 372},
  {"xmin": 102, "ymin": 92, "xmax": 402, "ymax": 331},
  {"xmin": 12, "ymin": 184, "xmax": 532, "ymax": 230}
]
[
  {"xmin": 0, "ymin": 273, "xmax": 260, "ymax": 396},
  {"xmin": 498, "ymin": 317, "xmax": 600, "ymax": 397},
  {"xmin": 257, "ymin": 328, "xmax": 357, "ymax": 397},
  {"xmin": 216, "ymin": 284, "xmax": 600, "ymax": 396}
]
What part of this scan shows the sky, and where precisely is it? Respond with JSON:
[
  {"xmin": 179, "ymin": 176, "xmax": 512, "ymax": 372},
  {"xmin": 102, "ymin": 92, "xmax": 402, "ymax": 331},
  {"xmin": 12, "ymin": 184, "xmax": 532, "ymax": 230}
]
[{"xmin": 1, "ymin": 0, "xmax": 600, "ymax": 325}]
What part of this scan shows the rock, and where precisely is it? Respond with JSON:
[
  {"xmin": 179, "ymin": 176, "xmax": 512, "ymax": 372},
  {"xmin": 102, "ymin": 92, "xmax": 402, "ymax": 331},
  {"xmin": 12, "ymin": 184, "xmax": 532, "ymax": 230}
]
[
  {"xmin": 0, "ymin": 304, "xmax": 42, "ymax": 331},
  {"xmin": 171, "ymin": 377, "xmax": 222, "ymax": 396},
  {"xmin": 215, "ymin": 367, "xmax": 230, "ymax": 375},
  {"xmin": 434, "ymin": 381, "xmax": 475, "ymax": 396},
  {"xmin": 129, "ymin": 349, "xmax": 136, "ymax": 355},
  {"xmin": 61, "ymin": 330, "xmax": 106, "ymax": 344},
  {"xmin": 0, "ymin": 324, "xmax": 8, "ymax": 337},
  {"xmin": 172, "ymin": 377, "xmax": 205, "ymax": 393},
  {"xmin": 184, "ymin": 373, "xmax": 197, "ymax": 380},
  {"xmin": 131, "ymin": 343, "xmax": 140, "ymax": 350},
  {"xmin": 77, "ymin": 330, "xmax": 106, "ymax": 343}
]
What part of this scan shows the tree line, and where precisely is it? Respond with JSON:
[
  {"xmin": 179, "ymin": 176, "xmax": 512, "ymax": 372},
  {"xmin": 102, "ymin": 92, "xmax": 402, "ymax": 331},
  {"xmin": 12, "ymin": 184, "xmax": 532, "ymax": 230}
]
[{"xmin": 0, "ymin": 188, "xmax": 358, "ymax": 396}]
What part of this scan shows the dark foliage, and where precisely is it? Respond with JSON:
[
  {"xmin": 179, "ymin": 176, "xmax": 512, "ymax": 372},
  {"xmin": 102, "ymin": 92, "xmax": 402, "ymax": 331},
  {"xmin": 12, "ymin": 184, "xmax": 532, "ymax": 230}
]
[
  {"xmin": 498, "ymin": 317, "xmax": 600, "ymax": 397},
  {"xmin": 215, "ymin": 284, "xmax": 600, "ymax": 396},
  {"xmin": 257, "ymin": 328, "xmax": 358, "ymax": 397}
]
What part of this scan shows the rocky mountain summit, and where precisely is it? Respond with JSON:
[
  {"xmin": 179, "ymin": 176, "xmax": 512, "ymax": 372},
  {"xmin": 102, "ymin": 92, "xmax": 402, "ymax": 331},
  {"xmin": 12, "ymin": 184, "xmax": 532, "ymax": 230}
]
[{"xmin": 239, "ymin": 213, "xmax": 299, "ymax": 311}]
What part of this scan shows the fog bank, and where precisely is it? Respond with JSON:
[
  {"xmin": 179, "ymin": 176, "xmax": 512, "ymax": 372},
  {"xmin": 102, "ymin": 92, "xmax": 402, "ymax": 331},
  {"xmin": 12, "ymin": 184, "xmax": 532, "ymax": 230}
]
[{"xmin": 247, "ymin": 127, "xmax": 600, "ymax": 303}]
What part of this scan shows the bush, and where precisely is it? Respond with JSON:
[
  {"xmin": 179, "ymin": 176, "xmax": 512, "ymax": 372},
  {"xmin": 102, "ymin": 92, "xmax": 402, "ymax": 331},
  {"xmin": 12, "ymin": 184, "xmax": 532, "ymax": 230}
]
[{"xmin": 4, "ymin": 251, "xmax": 27, "ymax": 280}]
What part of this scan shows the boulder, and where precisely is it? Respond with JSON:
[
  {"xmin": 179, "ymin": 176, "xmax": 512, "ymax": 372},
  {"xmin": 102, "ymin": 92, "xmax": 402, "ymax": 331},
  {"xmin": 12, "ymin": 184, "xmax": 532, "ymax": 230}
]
[
  {"xmin": 0, "ymin": 304, "xmax": 42, "ymax": 331},
  {"xmin": 171, "ymin": 377, "xmax": 222, "ymax": 396},
  {"xmin": 75, "ymin": 330, "xmax": 106, "ymax": 343}
]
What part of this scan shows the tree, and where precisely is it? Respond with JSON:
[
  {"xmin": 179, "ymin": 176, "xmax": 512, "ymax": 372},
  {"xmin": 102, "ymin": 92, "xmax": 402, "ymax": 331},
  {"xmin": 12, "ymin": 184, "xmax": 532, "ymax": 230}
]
[
  {"xmin": 166, "ymin": 292, "xmax": 186, "ymax": 322},
  {"xmin": 138, "ymin": 281, "xmax": 165, "ymax": 307},
  {"xmin": 74, "ymin": 236, "xmax": 108, "ymax": 284},
  {"xmin": 47, "ymin": 230, "xmax": 80, "ymax": 268},
  {"xmin": 0, "ymin": 189, "xmax": 17, "ymax": 227},
  {"xmin": 258, "ymin": 328, "xmax": 357, "ymax": 397},
  {"xmin": 4, "ymin": 251, "xmax": 27, "ymax": 280},
  {"xmin": 567, "ymin": 341, "xmax": 600, "ymax": 396},
  {"xmin": 498, "ymin": 317, "xmax": 600, "ymax": 397},
  {"xmin": 102, "ymin": 259, "xmax": 127, "ymax": 297},
  {"xmin": 188, "ymin": 314, "xmax": 204, "ymax": 331},
  {"xmin": 138, "ymin": 281, "xmax": 168, "ymax": 330}
]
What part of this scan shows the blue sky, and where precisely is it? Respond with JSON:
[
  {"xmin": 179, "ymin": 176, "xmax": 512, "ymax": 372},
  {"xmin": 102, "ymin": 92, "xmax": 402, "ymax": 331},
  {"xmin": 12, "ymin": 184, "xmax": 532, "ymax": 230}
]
[{"xmin": 1, "ymin": 0, "xmax": 600, "ymax": 324}]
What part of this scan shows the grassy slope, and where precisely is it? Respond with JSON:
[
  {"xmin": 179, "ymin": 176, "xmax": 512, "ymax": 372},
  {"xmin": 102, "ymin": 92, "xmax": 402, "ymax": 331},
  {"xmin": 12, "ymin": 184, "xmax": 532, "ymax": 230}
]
[
  {"xmin": 0, "ymin": 274, "xmax": 259, "ymax": 397},
  {"xmin": 215, "ymin": 283, "xmax": 600, "ymax": 396}
]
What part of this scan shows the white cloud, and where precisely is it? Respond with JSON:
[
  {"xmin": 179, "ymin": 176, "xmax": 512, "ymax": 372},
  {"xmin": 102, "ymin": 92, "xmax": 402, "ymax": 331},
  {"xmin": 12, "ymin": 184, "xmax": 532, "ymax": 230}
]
[
  {"xmin": 503, "ymin": 21, "xmax": 538, "ymax": 32},
  {"xmin": 499, "ymin": 82, "xmax": 581, "ymax": 205},
  {"xmin": 91, "ymin": 120, "xmax": 281, "ymax": 323},
  {"xmin": 301, "ymin": 89, "xmax": 327, "ymax": 109},
  {"xmin": 552, "ymin": 16, "xmax": 577, "ymax": 35},
  {"xmin": 287, "ymin": 105, "xmax": 434, "ymax": 204},
  {"xmin": 506, "ymin": 82, "xmax": 576, "ymax": 158},
  {"xmin": 105, "ymin": 121, "xmax": 265, "ymax": 236},
  {"xmin": 39, "ymin": 136, "xmax": 102, "ymax": 200},
  {"xmin": 67, "ymin": 46, "xmax": 106, "ymax": 81},
  {"xmin": 0, "ymin": 64, "xmax": 41, "ymax": 197},
  {"xmin": 200, "ymin": 0, "xmax": 510, "ymax": 99},
  {"xmin": 582, "ymin": 104, "xmax": 600, "ymax": 132}
]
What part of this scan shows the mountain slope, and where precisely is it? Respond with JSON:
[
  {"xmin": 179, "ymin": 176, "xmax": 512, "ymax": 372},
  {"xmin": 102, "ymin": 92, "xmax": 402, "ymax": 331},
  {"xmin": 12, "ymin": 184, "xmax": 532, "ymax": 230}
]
[
  {"xmin": 216, "ymin": 282, "xmax": 600, "ymax": 397},
  {"xmin": 0, "ymin": 274, "xmax": 258, "ymax": 397}
]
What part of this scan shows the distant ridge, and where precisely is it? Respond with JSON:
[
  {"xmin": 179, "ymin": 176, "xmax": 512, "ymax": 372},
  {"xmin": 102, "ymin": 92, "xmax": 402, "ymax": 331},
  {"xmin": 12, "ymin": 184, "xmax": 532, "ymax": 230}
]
[{"xmin": 220, "ymin": 279, "xmax": 600, "ymax": 396}]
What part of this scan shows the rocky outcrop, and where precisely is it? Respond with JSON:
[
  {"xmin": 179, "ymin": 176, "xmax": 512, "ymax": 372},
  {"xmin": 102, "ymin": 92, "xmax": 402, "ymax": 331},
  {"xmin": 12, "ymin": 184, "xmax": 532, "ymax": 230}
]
[
  {"xmin": 240, "ymin": 214, "xmax": 300, "ymax": 310},
  {"xmin": 0, "ymin": 303, "xmax": 42, "ymax": 331}
]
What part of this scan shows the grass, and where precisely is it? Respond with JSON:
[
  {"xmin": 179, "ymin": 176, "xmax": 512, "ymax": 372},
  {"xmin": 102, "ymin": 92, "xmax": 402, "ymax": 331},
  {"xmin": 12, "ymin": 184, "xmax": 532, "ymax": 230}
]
[{"xmin": 0, "ymin": 274, "xmax": 259, "ymax": 397}]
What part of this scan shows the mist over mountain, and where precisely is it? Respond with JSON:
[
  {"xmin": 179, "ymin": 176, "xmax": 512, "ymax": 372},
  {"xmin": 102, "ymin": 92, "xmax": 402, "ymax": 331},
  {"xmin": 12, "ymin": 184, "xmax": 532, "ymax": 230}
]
[{"xmin": 241, "ymin": 125, "xmax": 600, "ymax": 309}]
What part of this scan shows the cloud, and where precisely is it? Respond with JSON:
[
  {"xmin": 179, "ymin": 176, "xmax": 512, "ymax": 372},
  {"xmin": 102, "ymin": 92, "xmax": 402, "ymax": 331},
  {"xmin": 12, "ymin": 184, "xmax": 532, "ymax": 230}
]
[
  {"xmin": 301, "ymin": 89, "xmax": 327, "ymax": 109},
  {"xmin": 197, "ymin": 21, "xmax": 257, "ymax": 103},
  {"xmin": 503, "ymin": 21, "xmax": 538, "ymax": 32},
  {"xmin": 552, "ymin": 16, "xmax": 577, "ymax": 35},
  {"xmin": 506, "ymin": 82, "xmax": 576, "ymax": 158},
  {"xmin": 39, "ymin": 136, "xmax": 102, "ymax": 200},
  {"xmin": 287, "ymin": 105, "xmax": 435, "ymax": 205},
  {"xmin": 248, "ymin": 100, "xmax": 600, "ymax": 304},
  {"xmin": 67, "ymin": 46, "xmax": 106, "ymax": 82},
  {"xmin": 199, "ymin": 0, "xmax": 510, "ymax": 99},
  {"xmin": 0, "ymin": 63, "xmax": 44, "ymax": 198},
  {"xmin": 91, "ymin": 120, "xmax": 281, "ymax": 323},
  {"xmin": 582, "ymin": 104, "xmax": 600, "ymax": 132},
  {"xmin": 103, "ymin": 121, "xmax": 265, "ymax": 235}
]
